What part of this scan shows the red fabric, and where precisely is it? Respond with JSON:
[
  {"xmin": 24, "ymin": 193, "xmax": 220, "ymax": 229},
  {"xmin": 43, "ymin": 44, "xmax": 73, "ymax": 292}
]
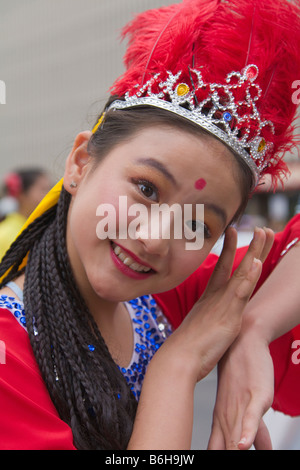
[
  {"xmin": 0, "ymin": 214, "xmax": 300, "ymax": 449},
  {"xmin": 0, "ymin": 308, "xmax": 75, "ymax": 450},
  {"xmin": 154, "ymin": 214, "xmax": 300, "ymax": 417}
]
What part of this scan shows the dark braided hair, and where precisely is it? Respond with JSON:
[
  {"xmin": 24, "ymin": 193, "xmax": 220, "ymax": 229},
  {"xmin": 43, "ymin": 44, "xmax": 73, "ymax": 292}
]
[
  {"xmin": 0, "ymin": 100, "xmax": 254, "ymax": 449},
  {"xmin": 0, "ymin": 187, "xmax": 137, "ymax": 450}
]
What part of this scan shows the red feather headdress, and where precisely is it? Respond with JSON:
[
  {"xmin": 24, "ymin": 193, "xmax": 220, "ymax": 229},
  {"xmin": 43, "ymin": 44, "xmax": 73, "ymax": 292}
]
[{"xmin": 104, "ymin": 0, "xmax": 300, "ymax": 189}]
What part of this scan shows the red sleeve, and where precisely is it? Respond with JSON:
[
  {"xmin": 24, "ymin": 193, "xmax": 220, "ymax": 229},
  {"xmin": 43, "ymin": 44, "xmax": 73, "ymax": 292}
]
[
  {"xmin": 0, "ymin": 307, "xmax": 76, "ymax": 450},
  {"xmin": 154, "ymin": 214, "xmax": 300, "ymax": 416}
]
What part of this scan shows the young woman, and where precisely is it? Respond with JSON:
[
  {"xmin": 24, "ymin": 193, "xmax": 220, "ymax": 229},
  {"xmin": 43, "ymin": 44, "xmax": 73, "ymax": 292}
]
[{"xmin": 0, "ymin": 0, "xmax": 299, "ymax": 450}]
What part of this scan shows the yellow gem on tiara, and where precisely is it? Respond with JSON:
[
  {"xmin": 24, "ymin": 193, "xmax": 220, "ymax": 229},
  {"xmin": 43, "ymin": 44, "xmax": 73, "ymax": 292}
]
[
  {"xmin": 258, "ymin": 138, "xmax": 266, "ymax": 153},
  {"xmin": 176, "ymin": 83, "xmax": 190, "ymax": 97}
]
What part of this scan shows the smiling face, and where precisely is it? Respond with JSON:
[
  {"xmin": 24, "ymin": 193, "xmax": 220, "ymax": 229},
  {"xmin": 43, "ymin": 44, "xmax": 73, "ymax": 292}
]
[{"xmin": 64, "ymin": 124, "xmax": 243, "ymax": 303}]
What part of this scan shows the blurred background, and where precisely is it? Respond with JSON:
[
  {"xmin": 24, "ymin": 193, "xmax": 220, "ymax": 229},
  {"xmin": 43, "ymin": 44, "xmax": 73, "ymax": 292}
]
[{"xmin": 0, "ymin": 0, "xmax": 299, "ymax": 450}]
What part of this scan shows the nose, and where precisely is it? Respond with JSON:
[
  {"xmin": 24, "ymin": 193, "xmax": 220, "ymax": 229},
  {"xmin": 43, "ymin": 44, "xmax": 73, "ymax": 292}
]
[
  {"xmin": 133, "ymin": 216, "xmax": 171, "ymax": 258},
  {"xmin": 136, "ymin": 232, "xmax": 170, "ymax": 258}
]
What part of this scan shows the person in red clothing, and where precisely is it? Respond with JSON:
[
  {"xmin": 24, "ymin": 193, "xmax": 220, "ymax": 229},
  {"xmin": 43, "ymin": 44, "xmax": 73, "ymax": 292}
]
[{"xmin": 0, "ymin": 0, "xmax": 300, "ymax": 450}]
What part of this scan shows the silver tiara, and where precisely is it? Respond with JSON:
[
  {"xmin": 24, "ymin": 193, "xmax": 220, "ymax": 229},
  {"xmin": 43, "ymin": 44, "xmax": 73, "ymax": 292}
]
[{"xmin": 107, "ymin": 64, "xmax": 275, "ymax": 187}]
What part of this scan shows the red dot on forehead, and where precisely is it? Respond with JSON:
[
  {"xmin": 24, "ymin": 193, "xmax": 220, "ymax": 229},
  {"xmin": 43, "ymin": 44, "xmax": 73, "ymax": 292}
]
[{"xmin": 194, "ymin": 178, "xmax": 207, "ymax": 191}]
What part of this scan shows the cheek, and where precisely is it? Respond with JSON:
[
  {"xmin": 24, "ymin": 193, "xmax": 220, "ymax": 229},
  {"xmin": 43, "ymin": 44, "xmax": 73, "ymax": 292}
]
[{"xmin": 167, "ymin": 241, "xmax": 212, "ymax": 285}]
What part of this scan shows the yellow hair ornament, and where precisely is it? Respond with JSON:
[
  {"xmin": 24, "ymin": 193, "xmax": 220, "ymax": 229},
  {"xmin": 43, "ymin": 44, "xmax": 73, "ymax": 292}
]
[
  {"xmin": 0, "ymin": 178, "xmax": 64, "ymax": 281},
  {"xmin": 20, "ymin": 178, "xmax": 64, "ymax": 234},
  {"xmin": 92, "ymin": 113, "xmax": 105, "ymax": 134}
]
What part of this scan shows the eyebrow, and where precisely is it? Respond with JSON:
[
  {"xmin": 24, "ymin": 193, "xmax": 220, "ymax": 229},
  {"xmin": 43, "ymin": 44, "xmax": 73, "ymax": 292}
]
[{"xmin": 134, "ymin": 157, "xmax": 179, "ymax": 188}]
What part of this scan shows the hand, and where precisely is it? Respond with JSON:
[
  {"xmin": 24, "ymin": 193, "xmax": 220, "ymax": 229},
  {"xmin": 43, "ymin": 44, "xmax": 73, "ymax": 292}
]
[
  {"xmin": 166, "ymin": 226, "xmax": 273, "ymax": 383},
  {"xmin": 207, "ymin": 227, "xmax": 276, "ymax": 450},
  {"xmin": 208, "ymin": 332, "xmax": 274, "ymax": 450},
  {"xmin": 128, "ymin": 227, "xmax": 273, "ymax": 451}
]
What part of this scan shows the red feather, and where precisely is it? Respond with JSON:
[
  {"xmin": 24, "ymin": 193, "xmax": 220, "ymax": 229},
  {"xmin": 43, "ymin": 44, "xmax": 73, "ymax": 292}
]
[{"xmin": 110, "ymin": 0, "xmax": 300, "ymax": 187}]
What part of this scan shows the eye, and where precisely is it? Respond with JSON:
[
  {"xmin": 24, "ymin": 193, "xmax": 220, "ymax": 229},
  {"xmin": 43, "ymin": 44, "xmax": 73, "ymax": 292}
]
[
  {"xmin": 185, "ymin": 220, "xmax": 211, "ymax": 239},
  {"xmin": 134, "ymin": 179, "xmax": 159, "ymax": 202}
]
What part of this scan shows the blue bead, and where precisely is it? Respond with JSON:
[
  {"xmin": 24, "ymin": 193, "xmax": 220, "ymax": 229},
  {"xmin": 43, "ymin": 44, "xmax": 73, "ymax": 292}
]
[
  {"xmin": 88, "ymin": 344, "xmax": 95, "ymax": 352},
  {"xmin": 118, "ymin": 295, "xmax": 172, "ymax": 401},
  {"xmin": 223, "ymin": 112, "xmax": 232, "ymax": 122}
]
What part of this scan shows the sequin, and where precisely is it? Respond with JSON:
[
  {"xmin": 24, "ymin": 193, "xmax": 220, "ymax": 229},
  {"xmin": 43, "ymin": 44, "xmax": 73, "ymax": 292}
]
[
  {"xmin": 118, "ymin": 295, "xmax": 172, "ymax": 399},
  {"xmin": 0, "ymin": 295, "xmax": 26, "ymax": 330}
]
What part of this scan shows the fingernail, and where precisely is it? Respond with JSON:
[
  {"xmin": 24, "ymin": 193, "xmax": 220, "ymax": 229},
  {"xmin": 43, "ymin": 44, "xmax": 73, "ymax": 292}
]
[
  {"xmin": 238, "ymin": 437, "xmax": 247, "ymax": 446},
  {"xmin": 251, "ymin": 258, "xmax": 260, "ymax": 272}
]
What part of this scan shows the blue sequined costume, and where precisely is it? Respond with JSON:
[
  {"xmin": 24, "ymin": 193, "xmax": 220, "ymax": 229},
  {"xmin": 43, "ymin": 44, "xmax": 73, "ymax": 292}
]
[{"xmin": 0, "ymin": 291, "xmax": 172, "ymax": 400}]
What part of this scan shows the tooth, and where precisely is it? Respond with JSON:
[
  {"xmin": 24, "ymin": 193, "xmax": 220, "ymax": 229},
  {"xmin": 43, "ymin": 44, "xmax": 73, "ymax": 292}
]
[
  {"xmin": 114, "ymin": 246, "xmax": 121, "ymax": 255},
  {"xmin": 143, "ymin": 267, "xmax": 151, "ymax": 272},
  {"xmin": 118, "ymin": 252, "xmax": 126, "ymax": 262},
  {"xmin": 129, "ymin": 262, "xmax": 140, "ymax": 271},
  {"xmin": 137, "ymin": 264, "xmax": 146, "ymax": 272},
  {"xmin": 113, "ymin": 245, "xmax": 152, "ymax": 273}
]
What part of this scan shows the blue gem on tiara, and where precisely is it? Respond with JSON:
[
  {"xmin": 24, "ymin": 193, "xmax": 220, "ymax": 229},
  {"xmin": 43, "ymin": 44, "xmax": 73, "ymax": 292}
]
[{"xmin": 223, "ymin": 112, "xmax": 232, "ymax": 122}]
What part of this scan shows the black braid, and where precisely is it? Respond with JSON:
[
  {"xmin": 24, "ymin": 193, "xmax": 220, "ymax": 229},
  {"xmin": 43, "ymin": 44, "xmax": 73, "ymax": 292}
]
[{"xmin": 0, "ymin": 188, "xmax": 137, "ymax": 449}]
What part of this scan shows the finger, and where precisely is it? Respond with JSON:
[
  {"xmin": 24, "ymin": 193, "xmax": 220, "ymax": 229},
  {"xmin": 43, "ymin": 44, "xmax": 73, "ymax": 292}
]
[
  {"xmin": 260, "ymin": 227, "xmax": 274, "ymax": 263},
  {"xmin": 206, "ymin": 227, "xmax": 237, "ymax": 293},
  {"xmin": 219, "ymin": 258, "xmax": 262, "ymax": 329},
  {"xmin": 253, "ymin": 420, "xmax": 273, "ymax": 450},
  {"xmin": 238, "ymin": 402, "xmax": 272, "ymax": 450},
  {"xmin": 229, "ymin": 228, "xmax": 266, "ymax": 290},
  {"xmin": 238, "ymin": 419, "xmax": 272, "ymax": 450},
  {"xmin": 233, "ymin": 257, "xmax": 262, "ymax": 301},
  {"xmin": 245, "ymin": 227, "xmax": 267, "ymax": 260},
  {"xmin": 207, "ymin": 419, "xmax": 226, "ymax": 450}
]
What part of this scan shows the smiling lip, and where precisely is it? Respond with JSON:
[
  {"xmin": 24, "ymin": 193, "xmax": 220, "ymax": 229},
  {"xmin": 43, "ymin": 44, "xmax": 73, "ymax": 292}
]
[
  {"xmin": 114, "ymin": 242, "xmax": 155, "ymax": 270},
  {"xmin": 110, "ymin": 242, "xmax": 156, "ymax": 280}
]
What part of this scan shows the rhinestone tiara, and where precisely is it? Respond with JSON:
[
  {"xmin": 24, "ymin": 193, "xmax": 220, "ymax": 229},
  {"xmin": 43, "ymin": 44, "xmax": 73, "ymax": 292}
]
[{"xmin": 106, "ymin": 64, "xmax": 275, "ymax": 187}]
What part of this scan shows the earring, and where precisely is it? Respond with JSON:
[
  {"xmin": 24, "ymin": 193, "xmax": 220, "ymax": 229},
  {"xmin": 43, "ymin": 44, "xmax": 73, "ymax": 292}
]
[{"xmin": 70, "ymin": 181, "xmax": 77, "ymax": 188}]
